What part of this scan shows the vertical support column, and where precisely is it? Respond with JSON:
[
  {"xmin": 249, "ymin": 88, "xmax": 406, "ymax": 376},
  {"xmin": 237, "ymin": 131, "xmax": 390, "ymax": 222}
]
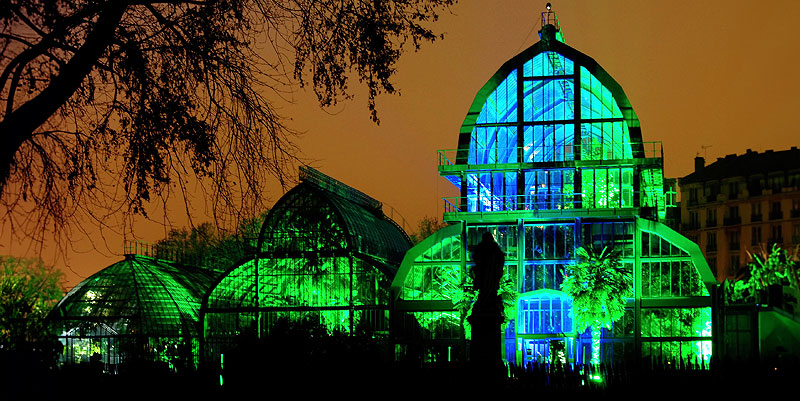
[
  {"xmin": 460, "ymin": 222, "xmax": 469, "ymax": 356},
  {"xmin": 460, "ymin": 173, "xmax": 467, "ymax": 212},
  {"xmin": 349, "ymin": 253, "xmax": 355, "ymax": 334},
  {"xmin": 633, "ymin": 166, "xmax": 641, "ymax": 208},
  {"xmin": 573, "ymin": 68, "xmax": 583, "ymax": 210},
  {"xmin": 633, "ymin": 221, "xmax": 643, "ymax": 362},
  {"xmin": 517, "ymin": 68, "xmax": 525, "ymax": 211},
  {"xmin": 516, "ymin": 218, "xmax": 525, "ymax": 366}
]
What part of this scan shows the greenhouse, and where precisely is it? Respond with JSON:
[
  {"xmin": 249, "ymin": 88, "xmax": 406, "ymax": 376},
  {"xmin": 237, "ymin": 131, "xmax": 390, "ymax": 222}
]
[
  {"xmin": 201, "ymin": 166, "xmax": 412, "ymax": 360},
  {"xmin": 392, "ymin": 17, "xmax": 716, "ymax": 365},
  {"xmin": 49, "ymin": 255, "xmax": 217, "ymax": 372}
]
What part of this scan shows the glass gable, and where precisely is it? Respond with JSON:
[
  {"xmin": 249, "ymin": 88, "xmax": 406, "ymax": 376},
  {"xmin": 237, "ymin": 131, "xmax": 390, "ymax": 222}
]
[{"xmin": 463, "ymin": 51, "xmax": 636, "ymax": 211}]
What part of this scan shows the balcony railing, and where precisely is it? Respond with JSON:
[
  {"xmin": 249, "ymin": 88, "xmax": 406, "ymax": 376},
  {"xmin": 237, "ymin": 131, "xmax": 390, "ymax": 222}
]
[
  {"xmin": 705, "ymin": 219, "xmax": 717, "ymax": 228},
  {"xmin": 769, "ymin": 210, "xmax": 784, "ymax": 220},
  {"xmin": 437, "ymin": 141, "xmax": 664, "ymax": 167},
  {"xmin": 443, "ymin": 194, "xmax": 580, "ymax": 213},
  {"xmin": 751, "ymin": 214, "xmax": 762, "ymax": 222},
  {"xmin": 682, "ymin": 222, "xmax": 701, "ymax": 231},
  {"xmin": 723, "ymin": 216, "xmax": 742, "ymax": 226},
  {"xmin": 769, "ymin": 236, "xmax": 783, "ymax": 245}
]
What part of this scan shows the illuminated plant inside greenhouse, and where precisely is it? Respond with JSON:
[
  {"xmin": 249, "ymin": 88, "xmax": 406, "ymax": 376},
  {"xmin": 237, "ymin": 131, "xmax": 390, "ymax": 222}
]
[
  {"xmin": 411, "ymin": 265, "xmax": 517, "ymax": 340},
  {"xmin": 561, "ymin": 246, "xmax": 632, "ymax": 365},
  {"xmin": 730, "ymin": 244, "xmax": 799, "ymax": 302}
]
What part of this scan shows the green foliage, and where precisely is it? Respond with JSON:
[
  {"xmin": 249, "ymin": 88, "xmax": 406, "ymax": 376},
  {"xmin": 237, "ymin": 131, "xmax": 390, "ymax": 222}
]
[
  {"xmin": 561, "ymin": 246, "xmax": 632, "ymax": 332},
  {"xmin": 0, "ymin": 256, "xmax": 64, "ymax": 364},
  {"xmin": 414, "ymin": 266, "xmax": 517, "ymax": 340},
  {"xmin": 729, "ymin": 244, "xmax": 799, "ymax": 303}
]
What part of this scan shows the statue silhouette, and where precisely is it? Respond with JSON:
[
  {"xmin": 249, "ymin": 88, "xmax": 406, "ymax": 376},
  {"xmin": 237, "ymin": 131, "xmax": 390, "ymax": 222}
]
[
  {"xmin": 471, "ymin": 232, "xmax": 504, "ymax": 313},
  {"xmin": 468, "ymin": 232, "xmax": 505, "ymax": 369}
]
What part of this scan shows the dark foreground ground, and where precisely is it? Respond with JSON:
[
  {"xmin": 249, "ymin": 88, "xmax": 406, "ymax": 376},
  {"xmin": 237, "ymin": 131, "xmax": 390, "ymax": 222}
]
[{"xmin": 1, "ymin": 359, "xmax": 795, "ymax": 401}]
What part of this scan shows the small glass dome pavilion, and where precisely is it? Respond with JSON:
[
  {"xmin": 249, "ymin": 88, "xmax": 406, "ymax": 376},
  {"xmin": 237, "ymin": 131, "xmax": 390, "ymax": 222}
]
[
  {"xmin": 392, "ymin": 16, "xmax": 716, "ymax": 366},
  {"xmin": 202, "ymin": 166, "xmax": 411, "ymax": 359},
  {"xmin": 49, "ymin": 255, "xmax": 217, "ymax": 371}
]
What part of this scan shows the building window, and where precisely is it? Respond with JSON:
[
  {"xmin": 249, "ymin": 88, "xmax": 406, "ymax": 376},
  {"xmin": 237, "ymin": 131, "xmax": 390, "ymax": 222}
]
[
  {"xmin": 725, "ymin": 206, "xmax": 740, "ymax": 225},
  {"xmin": 730, "ymin": 255, "xmax": 740, "ymax": 276},
  {"xmin": 704, "ymin": 183, "xmax": 719, "ymax": 201},
  {"xmin": 751, "ymin": 202, "xmax": 762, "ymax": 222},
  {"xmin": 706, "ymin": 232, "xmax": 717, "ymax": 252},
  {"xmin": 707, "ymin": 257, "xmax": 717, "ymax": 275},
  {"xmin": 706, "ymin": 208, "xmax": 717, "ymax": 227},
  {"xmin": 770, "ymin": 201, "xmax": 782, "ymax": 220},
  {"xmin": 688, "ymin": 211, "xmax": 699, "ymax": 230},
  {"xmin": 728, "ymin": 182, "xmax": 739, "ymax": 200},
  {"xmin": 751, "ymin": 226, "xmax": 762, "ymax": 246},
  {"xmin": 688, "ymin": 187, "xmax": 699, "ymax": 206},
  {"xmin": 793, "ymin": 224, "xmax": 800, "ymax": 244},
  {"xmin": 729, "ymin": 230, "xmax": 740, "ymax": 251},
  {"xmin": 768, "ymin": 175, "xmax": 785, "ymax": 192},
  {"xmin": 792, "ymin": 199, "xmax": 800, "ymax": 218},
  {"xmin": 771, "ymin": 225, "xmax": 783, "ymax": 244}
]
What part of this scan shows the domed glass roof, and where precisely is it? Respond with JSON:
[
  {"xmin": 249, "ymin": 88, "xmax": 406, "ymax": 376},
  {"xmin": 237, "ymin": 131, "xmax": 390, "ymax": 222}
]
[{"xmin": 51, "ymin": 256, "xmax": 217, "ymax": 338}]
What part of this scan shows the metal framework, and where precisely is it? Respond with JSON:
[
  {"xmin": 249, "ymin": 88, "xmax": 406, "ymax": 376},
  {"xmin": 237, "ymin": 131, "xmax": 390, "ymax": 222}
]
[
  {"xmin": 201, "ymin": 167, "xmax": 412, "ymax": 361},
  {"xmin": 392, "ymin": 21, "xmax": 715, "ymax": 366},
  {"xmin": 49, "ymin": 256, "xmax": 217, "ymax": 372}
]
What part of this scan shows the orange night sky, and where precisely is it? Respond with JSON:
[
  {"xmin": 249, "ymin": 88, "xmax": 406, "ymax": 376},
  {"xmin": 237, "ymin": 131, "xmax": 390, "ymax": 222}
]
[{"xmin": 3, "ymin": 0, "xmax": 799, "ymax": 290}]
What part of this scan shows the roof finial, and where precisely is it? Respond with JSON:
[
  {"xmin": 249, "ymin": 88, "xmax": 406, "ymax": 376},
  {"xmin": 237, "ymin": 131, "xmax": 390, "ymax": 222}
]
[{"xmin": 539, "ymin": 3, "xmax": 563, "ymax": 43}]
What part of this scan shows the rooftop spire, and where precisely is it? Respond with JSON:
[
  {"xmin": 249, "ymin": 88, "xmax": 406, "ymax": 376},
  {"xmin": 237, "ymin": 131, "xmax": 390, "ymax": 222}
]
[{"xmin": 539, "ymin": 2, "xmax": 565, "ymax": 43}]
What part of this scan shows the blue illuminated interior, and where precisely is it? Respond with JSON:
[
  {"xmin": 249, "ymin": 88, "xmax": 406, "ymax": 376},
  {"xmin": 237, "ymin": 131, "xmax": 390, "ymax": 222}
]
[{"xmin": 462, "ymin": 52, "xmax": 635, "ymax": 212}]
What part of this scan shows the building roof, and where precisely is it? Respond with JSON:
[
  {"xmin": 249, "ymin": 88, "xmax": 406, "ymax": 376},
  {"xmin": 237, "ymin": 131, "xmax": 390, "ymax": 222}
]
[
  {"xmin": 680, "ymin": 147, "xmax": 800, "ymax": 185},
  {"xmin": 257, "ymin": 167, "xmax": 411, "ymax": 269},
  {"xmin": 50, "ymin": 255, "xmax": 217, "ymax": 338}
]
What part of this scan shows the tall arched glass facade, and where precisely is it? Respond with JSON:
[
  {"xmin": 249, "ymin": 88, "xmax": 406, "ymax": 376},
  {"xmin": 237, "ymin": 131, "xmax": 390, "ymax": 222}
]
[{"xmin": 394, "ymin": 28, "xmax": 715, "ymax": 365}]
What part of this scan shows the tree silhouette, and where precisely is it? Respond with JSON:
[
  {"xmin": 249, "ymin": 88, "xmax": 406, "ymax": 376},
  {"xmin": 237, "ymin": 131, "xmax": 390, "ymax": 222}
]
[
  {"xmin": 561, "ymin": 246, "xmax": 631, "ymax": 365},
  {"xmin": 154, "ymin": 211, "xmax": 267, "ymax": 272},
  {"xmin": 409, "ymin": 215, "xmax": 449, "ymax": 244},
  {"xmin": 0, "ymin": 0, "xmax": 454, "ymax": 244}
]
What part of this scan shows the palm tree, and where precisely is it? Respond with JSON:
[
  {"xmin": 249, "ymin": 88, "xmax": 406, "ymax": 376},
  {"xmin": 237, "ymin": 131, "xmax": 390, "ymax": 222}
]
[{"xmin": 561, "ymin": 246, "xmax": 632, "ymax": 365}]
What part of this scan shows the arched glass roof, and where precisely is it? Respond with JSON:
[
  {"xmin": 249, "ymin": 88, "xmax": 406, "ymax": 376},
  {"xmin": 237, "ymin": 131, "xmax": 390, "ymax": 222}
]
[
  {"xmin": 456, "ymin": 40, "xmax": 642, "ymax": 167},
  {"xmin": 257, "ymin": 177, "xmax": 411, "ymax": 267},
  {"xmin": 204, "ymin": 168, "xmax": 411, "ymax": 333},
  {"xmin": 50, "ymin": 256, "xmax": 217, "ymax": 338}
]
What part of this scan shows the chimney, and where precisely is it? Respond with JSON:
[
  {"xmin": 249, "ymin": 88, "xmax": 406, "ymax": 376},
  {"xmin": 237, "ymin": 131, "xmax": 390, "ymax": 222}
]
[{"xmin": 694, "ymin": 156, "xmax": 705, "ymax": 172}]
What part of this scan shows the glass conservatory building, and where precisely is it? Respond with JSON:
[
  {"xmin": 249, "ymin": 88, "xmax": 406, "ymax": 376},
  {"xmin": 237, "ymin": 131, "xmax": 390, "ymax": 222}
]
[
  {"xmin": 202, "ymin": 166, "xmax": 411, "ymax": 360},
  {"xmin": 49, "ymin": 255, "xmax": 217, "ymax": 372},
  {"xmin": 392, "ymin": 20, "xmax": 716, "ymax": 365}
]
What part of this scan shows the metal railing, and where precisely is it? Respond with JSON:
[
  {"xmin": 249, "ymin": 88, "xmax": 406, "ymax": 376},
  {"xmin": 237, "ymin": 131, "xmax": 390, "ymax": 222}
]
[
  {"xmin": 723, "ymin": 216, "xmax": 742, "ymax": 226},
  {"xmin": 769, "ymin": 210, "xmax": 784, "ymax": 220},
  {"xmin": 437, "ymin": 141, "xmax": 663, "ymax": 167},
  {"xmin": 440, "ymin": 193, "xmax": 652, "ymax": 214}
]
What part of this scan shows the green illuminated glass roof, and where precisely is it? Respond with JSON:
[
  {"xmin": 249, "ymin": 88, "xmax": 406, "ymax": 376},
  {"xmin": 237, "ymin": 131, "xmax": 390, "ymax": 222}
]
[
  {"xmin": 50, "ymin": 256, "xmax": 217, "ymax": 338},
  {"xmin": 258, "ymin": 179, "xmax": 411, "ymax": 267}
]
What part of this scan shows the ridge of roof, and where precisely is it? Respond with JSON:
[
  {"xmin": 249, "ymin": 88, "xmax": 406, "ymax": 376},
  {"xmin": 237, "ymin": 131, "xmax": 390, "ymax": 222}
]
[{"xmin": 680, "ymin": 147, "xmax": 800, "ymax": 184}]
